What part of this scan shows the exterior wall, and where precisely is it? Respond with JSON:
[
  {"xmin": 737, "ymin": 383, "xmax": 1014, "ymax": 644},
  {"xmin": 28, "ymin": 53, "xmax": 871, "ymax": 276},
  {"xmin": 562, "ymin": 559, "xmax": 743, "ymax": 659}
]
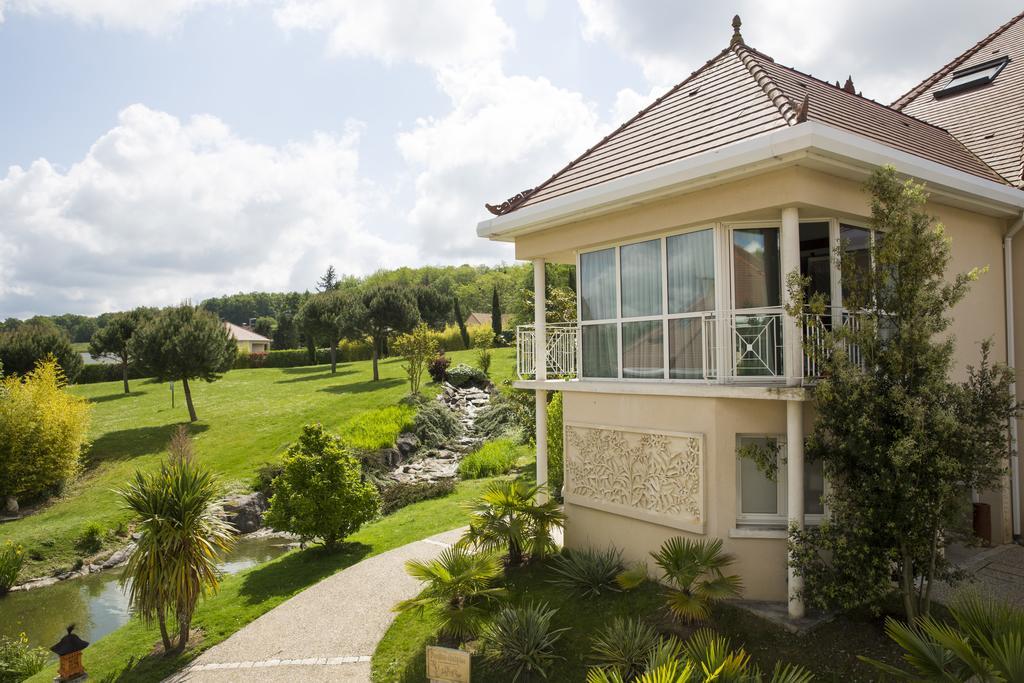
[{"xmin": 561, "ymin": 390, "xmax": 808, "ymax": 601}]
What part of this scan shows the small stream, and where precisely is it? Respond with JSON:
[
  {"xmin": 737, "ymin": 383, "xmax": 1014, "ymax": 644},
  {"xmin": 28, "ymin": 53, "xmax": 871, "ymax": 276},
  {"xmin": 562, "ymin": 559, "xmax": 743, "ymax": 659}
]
[{"xmin": 0, "ymin": 534, "xmax": 294, "ymax": 650}]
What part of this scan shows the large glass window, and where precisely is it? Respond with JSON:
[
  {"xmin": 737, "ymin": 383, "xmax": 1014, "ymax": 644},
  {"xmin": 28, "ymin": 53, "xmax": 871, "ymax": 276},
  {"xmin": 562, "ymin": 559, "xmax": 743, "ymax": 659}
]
[
  {"xmin": 620, "ymin": 239, "xmax": 662, "ymax": 318},
  {"xmin": 580, "ymin": 248, "xmax": 616, "ymax": 321},
  {"xmin": 732, "ymin": 228, "xmax": 780, "ymax": 309},
  {"xmin": 622, "ymin": 320, "xmax": 663, "ymax": 379},
  {"xmin": 736, "ymin": 435, "xmax": 826, "ymax": 525},
  {"xmin": 668, "ymin": 318, "xmax": 704, "ymax": 379},
  {"xmin": 840, "ymin": 224, "xmax": 871, "ymax": 305}
]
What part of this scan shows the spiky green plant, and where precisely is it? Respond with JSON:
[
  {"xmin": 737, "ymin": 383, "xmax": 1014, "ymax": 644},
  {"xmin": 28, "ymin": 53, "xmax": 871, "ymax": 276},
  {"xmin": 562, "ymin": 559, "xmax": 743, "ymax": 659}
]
[
  {"xmin": 549, "ymin": 546, "xmax": 623, "ymax": 598},
  {"xmin": 589, "ymin": 617, "xmax": 662, "ymax": 681},
  {"xmin": 618, "ymin": 537, "xmax": 742, "ymax": 623},
  {"xmin": 480, "ymin": 601, "xmax": 568, "ymax": 681},
  {"xmin": 460, "ymin": 479, "xmax": 564, "ymax": 565},
  {"xmin": 395, "ymin": 545, "xmax": 506, "ymax": 645},
  {"xmin": 861, "ymin": 591, "xmax": 1024, "ymax": 681},
  {"xmin": 117, "ymin": 426, "xmax": 235, "ymax": 653}
]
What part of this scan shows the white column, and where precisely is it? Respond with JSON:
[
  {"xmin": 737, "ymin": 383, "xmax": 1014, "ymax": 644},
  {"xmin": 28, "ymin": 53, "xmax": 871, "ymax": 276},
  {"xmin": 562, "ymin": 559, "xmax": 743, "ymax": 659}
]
[
  {"xmin": 780, "ymin": 207, "xmax": 801, "ymax": 386},
  {"xmin": 533, "ymin": 259, "xmax": 548, "ymax": 501},
  {"xmin": 786, "ymin": 399, "xmax": 805, "ymax": 619}
]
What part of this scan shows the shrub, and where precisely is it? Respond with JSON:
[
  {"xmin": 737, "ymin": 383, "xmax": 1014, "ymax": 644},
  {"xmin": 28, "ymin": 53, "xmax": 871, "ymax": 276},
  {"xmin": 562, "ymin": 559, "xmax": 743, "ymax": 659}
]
[
  {"xmin": 0, "ymin": 541, "xmax": 25, "ymax": 595},
  {"xmin": 0, "ymin": 358, "xmax": 91, "ymax": 503},
  {"xmin": 589, "ymin": 617, "xmax": 661, "ymax": 681},
  {"xmin": 77, "ymin": 362, "xmax": 149, "ymax": 385},
  {"xmin": 473, "ymin": 394, "xmax": 519, "ymax": 440},
  {"xmin": 549, "ymin": 546, "xmax": 623, "ymax": 598},
  {"xmin": 379, "ymin": 479, "xmax": 455, "ymax": 515},
  {"xmin": 338, "ymin": 406, "xmax": 415, "ymax": 452},
  {"xmin": 0, "ymin": 633, "xmax": 49, "ymax": 681},
  {"xmin": 428, "ymin": 352, "xmax": 451, "ymax": 384},
  {"xmin": 460, "ymin": 480, "xmax": 564, "ymax": 565},
  {"xmin": 265, "ymin": 423, "xmax": 381, "ymax": 548},
  {"xmin": 252, "ymin": 461, "xmax": 285, "ymax": 498},
  {"xmin": 78, "ymin": 522, "xmax": 104, "ymax": 554},
  {"xmin": 413, "ymin": 401, "xmax": 461, "ymax": 448},
  {"xmin": 481, "ymin": 601, "xmax": 568, "ymax": 682},
  {"xmin": 393, "ymin": 323, "xmax": 438, "ymax": 395},
  {"xmin": 617, "ymin": 537, "xmax": 742, "ymax": 623},
  {"xmin": 0, "ymin": 320, "xmax": 83, "ymax": 381},
  {"xmin": 458, "ymin": 438, "xmax": 523, "ymax": 479},
  {"xmin": 446, "ymin": 363, "xmax": 488, "ymax": 388},
  {"xmin": 547, "ymin": 392, "xmax": 564, "ymax": 497},
  {"xmin": 395, "ymin": 546, "xmax": 506, "ymax": 645},
  {"xmin": 471, "ymin": 327, "xmax": 494, "ymax": 375}
]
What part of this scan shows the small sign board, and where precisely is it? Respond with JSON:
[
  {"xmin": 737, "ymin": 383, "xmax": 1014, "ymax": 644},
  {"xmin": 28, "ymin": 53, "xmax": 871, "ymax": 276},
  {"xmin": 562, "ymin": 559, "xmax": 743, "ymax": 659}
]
[{"xmin": 426, "ymin": 645, "xmax": 470, "ymax": 683}]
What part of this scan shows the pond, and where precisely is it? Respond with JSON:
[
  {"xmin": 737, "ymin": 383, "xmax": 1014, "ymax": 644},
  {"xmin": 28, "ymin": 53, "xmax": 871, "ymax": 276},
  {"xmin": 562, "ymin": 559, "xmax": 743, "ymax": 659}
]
[{"xmin": 0, "ymin": 534, "xmax": 294, "ymax": 650}]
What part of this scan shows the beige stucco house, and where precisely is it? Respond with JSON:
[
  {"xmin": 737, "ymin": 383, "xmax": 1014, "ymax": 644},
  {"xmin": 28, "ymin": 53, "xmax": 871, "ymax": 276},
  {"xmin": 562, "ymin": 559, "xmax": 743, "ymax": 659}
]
[
  {"xmin": 224, "ymin": 321, "xmax": 271, "ymax": 354},
  {"xmin": 478, "ymin": 14, "xmax": 1024, "ymax": 617}
]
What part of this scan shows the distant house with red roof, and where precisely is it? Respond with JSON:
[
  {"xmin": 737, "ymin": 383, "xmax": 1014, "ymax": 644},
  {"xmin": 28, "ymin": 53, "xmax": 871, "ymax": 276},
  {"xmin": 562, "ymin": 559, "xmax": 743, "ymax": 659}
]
[{"xmin": 223, "ymin": 321, "xmax": 271, "ymax": 354}]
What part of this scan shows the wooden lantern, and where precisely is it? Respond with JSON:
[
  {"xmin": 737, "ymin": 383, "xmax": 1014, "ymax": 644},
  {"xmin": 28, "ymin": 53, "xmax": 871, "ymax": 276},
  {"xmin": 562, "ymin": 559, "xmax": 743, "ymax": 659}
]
[{"xmin": 50, "ymin": 625, "xmax": 89, "ymax": 681}]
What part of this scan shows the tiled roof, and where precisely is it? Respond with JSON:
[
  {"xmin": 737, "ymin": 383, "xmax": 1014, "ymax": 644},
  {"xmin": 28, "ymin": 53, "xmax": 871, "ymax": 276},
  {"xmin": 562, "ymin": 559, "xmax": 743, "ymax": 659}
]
[
  {"xmin": 893, "ymin": 11, "xmax": 1024, "ymax": 186},
  {"xmin": 224, "ymin": 321, "xmax": 271, "ymax": 342},
  {"xmin": 488, "ymin": 21, "xmax": 1007, "ymax": 216}
]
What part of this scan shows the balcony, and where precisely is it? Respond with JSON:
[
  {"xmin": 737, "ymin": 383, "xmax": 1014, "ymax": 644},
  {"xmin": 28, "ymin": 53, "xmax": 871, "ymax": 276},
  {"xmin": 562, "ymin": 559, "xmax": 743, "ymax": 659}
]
[{"xmin": 516, "ymin": 308, "xmax": 858, "ymax": 384}]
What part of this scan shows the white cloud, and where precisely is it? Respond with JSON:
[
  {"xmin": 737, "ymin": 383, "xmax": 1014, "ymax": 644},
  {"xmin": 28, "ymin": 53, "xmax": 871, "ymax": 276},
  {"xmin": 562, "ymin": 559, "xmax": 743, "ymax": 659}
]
[
  {"xmin": 0, "ymin": 104, "xmax": 412, "ymax": 317},
  {"xmin": 273, "ymin": 0, "xmax": 514, "ymax": 70},
  {"xmin": 0, "ymin": 0, "xmax": 244, "ymax": 32}
]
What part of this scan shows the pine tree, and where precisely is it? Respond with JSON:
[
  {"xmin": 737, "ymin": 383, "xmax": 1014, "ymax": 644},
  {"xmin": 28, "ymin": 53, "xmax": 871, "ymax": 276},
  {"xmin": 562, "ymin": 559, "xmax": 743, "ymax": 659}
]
[
  {"xmin": 316, "ymin": 265, "xmax": 339, "ymax": 292},
  {"xmin": 491, "ymin": 286, "xmax": 502, "ymax": 339},
  {"xmin": 454, "ymin": 298, "xmax": 470, "ymax": 350}
]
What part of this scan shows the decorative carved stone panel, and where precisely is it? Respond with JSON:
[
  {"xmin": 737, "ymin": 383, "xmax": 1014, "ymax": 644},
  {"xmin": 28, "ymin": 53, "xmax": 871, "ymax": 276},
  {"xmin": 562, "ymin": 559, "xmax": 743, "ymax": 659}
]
[{"xmin": 563, "ymin": 423, "xmax": 704, "ymax": 533}]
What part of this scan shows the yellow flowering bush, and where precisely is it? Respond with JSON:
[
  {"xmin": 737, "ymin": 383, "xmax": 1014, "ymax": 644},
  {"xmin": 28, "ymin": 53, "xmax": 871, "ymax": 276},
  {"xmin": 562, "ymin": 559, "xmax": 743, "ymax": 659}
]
[{"xmin": 0, "ymin": 357, "xmax": 91, "ymax": 503}]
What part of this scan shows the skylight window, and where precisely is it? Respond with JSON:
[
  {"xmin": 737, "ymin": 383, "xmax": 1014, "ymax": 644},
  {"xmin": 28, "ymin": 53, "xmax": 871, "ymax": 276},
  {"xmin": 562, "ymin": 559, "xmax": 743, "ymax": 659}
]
[{"xmin": 935, "ymin": 56, "xmax": 1009, "ymax": 98}]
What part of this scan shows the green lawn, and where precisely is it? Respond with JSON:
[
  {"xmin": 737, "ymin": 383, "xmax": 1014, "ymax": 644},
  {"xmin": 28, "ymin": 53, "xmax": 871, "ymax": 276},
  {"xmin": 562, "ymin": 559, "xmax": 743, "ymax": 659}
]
[
  {"xmin": 372, "ymin": 560, "xmax": 909, "ymax": 682},
  {"xmin": 26, "ymin": 474, "xmax": 516, "ymax": 682},
  {"xmin": 4, "ymin": 348, "xmax": 515, "ymax": 580}
]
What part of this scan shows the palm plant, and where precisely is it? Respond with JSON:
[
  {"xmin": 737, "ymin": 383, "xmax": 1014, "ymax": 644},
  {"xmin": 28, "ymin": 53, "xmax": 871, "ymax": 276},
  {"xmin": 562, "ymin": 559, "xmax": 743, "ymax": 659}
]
[
  {"xmin": 118, "ymin": 426, "xmax": 235, "ymax": 653},
  {"xmin": 480, "ymin": 601, "xmax": 569, "ymax": 681},
  {"xmin": 395, "ymin": 545, "xmax": 506, "ymax": 645},
  {"xmin": 586, "ymin": 628, "xmax": 813, "ymax": 683},
  {"xmin": 460, "ymin": 480, "xmax": 564, "ymax": 565},
  {"xmin": 618, "ymin": 537, "xmax": 742, "ymax": 623},
  {"xmin": 861, "ymin": 591, "xmax": 1024, "ymax": 681}
]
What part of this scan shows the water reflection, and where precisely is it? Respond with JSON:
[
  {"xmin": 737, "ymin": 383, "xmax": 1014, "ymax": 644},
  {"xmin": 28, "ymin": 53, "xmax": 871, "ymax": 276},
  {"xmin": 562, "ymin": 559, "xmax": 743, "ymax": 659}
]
[{"xmin": 0, "ymin": 535, "xmax": 293, "ymax": 649}]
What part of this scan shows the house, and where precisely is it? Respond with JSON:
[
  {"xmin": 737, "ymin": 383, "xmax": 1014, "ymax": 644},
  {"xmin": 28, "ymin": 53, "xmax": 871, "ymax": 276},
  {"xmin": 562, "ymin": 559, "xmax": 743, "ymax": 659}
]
[
  {"xmin": 478, "ymin": 14, "xmax": 1024, "ymax": 617},
  {"xmin": 464, "ymin": 311, "xmax": 513, "ymax": 329},
  {"xmin": 224, "ymin": 321, "xmax": 271, "ymax": 353}
]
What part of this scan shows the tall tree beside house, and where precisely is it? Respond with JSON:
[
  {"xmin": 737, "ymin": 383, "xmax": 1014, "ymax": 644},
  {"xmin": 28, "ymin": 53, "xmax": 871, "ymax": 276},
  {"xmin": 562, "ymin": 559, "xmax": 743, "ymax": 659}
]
[
  {"xmin": 297, "ymin": 291, "xmax": 349, "ymax": 374},
  {"xmin": 88, "ymin": 308, "xmax": 153, "ymax": 393},
  {"xmin": 358, "ymin": 283, "xmax": 420, "ymax": 381},
  {"xmin": 316, "ymin": 265, "xmax": 339, "ymax": 292},
  {"xmin": 786, "ymin": 166, "xmax": 1018, "ymax": 621},
  {"xmin": 252, "ymin": 316, "xmax": 276, "ymax": 341},
  {"xmin": 454, "ymin": 298, "xmax": 470, "ymax": 349},
  {"xmin": 130, "ymin": 305, "xmax": 237, "ymax": 422},
  {"xmin": 491, "ymin": 286, "xmax": 503, "ymax": 339},
  {"xmin": 272, "ymin": 310, "xmax": 299, "ymax": 349},
  {"xmin": 0, "ymin": 319, "xmax": 83, "ymax": 382}
]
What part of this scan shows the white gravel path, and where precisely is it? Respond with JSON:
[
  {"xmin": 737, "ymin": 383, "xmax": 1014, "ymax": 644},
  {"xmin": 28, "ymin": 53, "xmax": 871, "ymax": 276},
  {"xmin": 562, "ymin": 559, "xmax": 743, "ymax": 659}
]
[{"xmin": 164, "ymin": 527, "xmax": 465, "ymax": 682}]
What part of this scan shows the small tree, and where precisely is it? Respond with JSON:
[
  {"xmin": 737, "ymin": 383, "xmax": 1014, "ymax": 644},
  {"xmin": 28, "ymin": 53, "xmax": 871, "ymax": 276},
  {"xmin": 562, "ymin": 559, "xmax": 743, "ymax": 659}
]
[
  {"xmin": 471, "ymin": 327, "xmax": 494, "ymax": 375},
  {"xmin": 491, "ymin": 286, "xmax": 503, "ymax": 339},
  {"xmin": 454, "ymin": 298, "xmax": 471, "ymax": 349},
  {"xmin": 118, "ymin": 426, "xmax": 234, "ymax": 653},
  {"xmin": 0, "ymin": 358, "xmax": 91, "ymax": 505},
  {"xmin": 359, "ymin": 284, "xmax": 420, "ymax": 381},
  {"xmin": 131, "ymin": 305, "xmax": 237, "ymax": 422},
  {"xmin": 88, "ymin": 308, "xmax": 152, "ymax": 393},
  {"xmin": 265, "ymin": 423, "xmax": 380, "ymax": 549},
  {"xmin": 297, "ymin": 291, "xmax": 351, "ymax": 374},
  {"xmin": 0, "ymin": 320, "xmax": 82, "ymax": 381},
  {"xmin": 316, "ymin": 264, "xmax": 339, "ymax": 292},
  {"xmin": 788, "ymin": 167, "xmax": 1018, "ymax": 620},
  {"xmin": 416, "ymin": 285, "xmax": 453, "ymax": 331},
  {"xmin": 393, "ymin": 323, "xmax": 438, "ymax": 395}
]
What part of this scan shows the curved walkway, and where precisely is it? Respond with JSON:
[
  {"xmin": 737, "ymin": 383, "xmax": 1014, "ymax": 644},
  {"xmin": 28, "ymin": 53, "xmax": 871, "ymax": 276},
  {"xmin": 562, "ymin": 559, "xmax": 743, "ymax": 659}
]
[{"xmin": 165, "ymin": 527, "xmax": 464, "ymax": 682}]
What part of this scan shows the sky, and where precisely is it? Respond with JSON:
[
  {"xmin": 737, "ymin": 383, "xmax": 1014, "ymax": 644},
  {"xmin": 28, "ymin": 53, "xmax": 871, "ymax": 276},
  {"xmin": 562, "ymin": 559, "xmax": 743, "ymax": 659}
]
[{"xmin": 1, "ymin": 1, "xmax": 1021, "ymax": 318}]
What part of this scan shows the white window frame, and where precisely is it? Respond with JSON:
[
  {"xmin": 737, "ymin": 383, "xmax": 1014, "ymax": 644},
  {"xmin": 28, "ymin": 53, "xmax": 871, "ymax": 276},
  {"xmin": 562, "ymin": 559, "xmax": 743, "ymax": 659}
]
[{"xmin": 735, "ymin": 433, "xmax": 826, "ymax": 528}]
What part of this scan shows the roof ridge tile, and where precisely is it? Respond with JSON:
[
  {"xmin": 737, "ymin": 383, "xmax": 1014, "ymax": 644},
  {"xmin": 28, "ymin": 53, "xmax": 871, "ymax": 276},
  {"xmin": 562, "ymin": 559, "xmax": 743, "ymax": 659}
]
[{"xmin": 731, "ymin": 43, "xmax": 798, "ymax": 125}]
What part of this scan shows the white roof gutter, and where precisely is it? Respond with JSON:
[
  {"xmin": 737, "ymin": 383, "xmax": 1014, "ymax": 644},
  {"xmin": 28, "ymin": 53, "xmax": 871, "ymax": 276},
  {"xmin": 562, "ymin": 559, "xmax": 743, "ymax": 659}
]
[{"xmin": 477, "ymin": 121, "xmax": 1024, "ymax": 241}]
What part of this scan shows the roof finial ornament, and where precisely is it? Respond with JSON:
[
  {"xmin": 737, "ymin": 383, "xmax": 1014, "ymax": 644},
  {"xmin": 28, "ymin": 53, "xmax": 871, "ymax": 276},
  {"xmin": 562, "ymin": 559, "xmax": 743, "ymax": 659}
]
[
  {"xmin": 843, "ymin": 75, "xmax": 856, "ymax": 94},
  {"xmin": 730, "ymin": 15, "xmax": 744, "ymax": 46}
]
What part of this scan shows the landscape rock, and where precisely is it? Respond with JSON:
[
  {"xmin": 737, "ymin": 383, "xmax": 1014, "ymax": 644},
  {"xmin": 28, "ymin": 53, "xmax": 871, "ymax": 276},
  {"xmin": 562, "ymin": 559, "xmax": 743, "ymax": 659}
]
[
  {"xmin": 4, "ymin": 497, "xmax": 18, "ymax": 515},
  {"xmin": 222, "ymin": 492, "xmax": 268, "ymax": 534},
  {"xmin": 396, "ymin": 432, "xmax": 420, "ymax": 456},
  {"xmin": 101, "ymin": 543, "xmax": 136, "ymax": 569}
]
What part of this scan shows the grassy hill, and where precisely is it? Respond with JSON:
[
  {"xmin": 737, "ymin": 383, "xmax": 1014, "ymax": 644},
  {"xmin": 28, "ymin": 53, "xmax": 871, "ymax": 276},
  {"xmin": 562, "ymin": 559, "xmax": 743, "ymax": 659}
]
[{"xmin": 4, "ymin": 348, "xmax": 515, "ymax": 580}]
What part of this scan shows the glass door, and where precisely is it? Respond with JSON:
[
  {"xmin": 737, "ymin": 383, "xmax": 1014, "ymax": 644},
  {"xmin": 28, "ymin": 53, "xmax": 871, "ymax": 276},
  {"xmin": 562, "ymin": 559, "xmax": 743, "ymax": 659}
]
[{"xmin": 730, "ymin": 227, "xmax": 783, "ymax": 377}]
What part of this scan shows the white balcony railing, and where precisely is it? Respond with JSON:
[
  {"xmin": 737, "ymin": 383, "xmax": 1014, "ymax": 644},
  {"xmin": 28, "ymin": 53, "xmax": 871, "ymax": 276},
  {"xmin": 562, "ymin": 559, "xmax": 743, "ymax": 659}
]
[
  {"xmin": 516, "ymin": 322, "xmax": 578, "ymax": 379},
  {"xmin": 516, "ymin": 309, "xmax": 860, "ymax": 383}
]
